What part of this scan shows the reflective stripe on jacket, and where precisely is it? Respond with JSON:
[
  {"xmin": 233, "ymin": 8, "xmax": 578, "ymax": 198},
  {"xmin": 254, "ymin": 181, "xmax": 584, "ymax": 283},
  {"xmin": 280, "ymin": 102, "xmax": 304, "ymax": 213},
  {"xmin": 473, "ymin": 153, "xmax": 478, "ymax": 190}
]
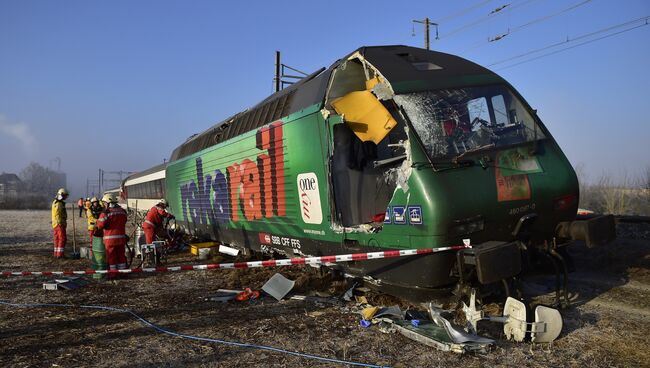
[
  {"xmin": 51, "ymin": 199, "xmax": 67, "ymax": 229},
  {"xmin": 143, "ymin": 205, "xmax": 172, "ymax": 228},
  {"xmin": 97, "ymin": 205, "xmax": 127, "ymax": 245}
]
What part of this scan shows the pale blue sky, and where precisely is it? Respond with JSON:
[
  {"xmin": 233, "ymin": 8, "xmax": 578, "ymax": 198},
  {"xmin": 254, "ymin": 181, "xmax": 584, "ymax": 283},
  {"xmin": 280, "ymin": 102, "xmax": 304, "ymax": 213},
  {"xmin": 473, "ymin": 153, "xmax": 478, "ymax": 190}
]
[{"xmin": 1, "ymin": 0, "xmax": 648, "ymax": 196}]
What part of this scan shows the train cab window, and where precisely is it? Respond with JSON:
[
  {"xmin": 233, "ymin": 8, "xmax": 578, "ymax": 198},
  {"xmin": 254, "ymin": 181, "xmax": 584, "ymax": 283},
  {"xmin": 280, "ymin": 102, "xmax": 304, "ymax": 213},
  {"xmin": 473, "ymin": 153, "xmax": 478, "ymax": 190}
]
[
  {"xmin": 394, "ymin": 85, "xmax": 546, "ymax": 159},
  {"xmin": 491, "ymin": 95, "xmax": 509, "ymax": 127}
]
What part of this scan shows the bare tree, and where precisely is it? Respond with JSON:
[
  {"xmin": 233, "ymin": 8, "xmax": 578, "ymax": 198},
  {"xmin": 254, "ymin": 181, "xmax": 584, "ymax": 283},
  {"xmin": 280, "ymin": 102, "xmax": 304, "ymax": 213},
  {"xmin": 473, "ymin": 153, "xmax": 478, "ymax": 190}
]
[{"xmin": 19, "ymin": 162, "xmax": 61, "ymax": 196}]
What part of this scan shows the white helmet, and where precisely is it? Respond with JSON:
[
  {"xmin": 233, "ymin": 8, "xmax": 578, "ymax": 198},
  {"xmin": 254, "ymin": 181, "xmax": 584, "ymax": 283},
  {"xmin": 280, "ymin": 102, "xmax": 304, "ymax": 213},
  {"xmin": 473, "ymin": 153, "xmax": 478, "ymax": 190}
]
[
  {"xmin": 57, "ymin": 188, "xmax": 69, "ymax": 196},
  {"xmin": 158, "ymin": 199, "xmax": 168, "ymax": 207},
  {"xmin": 102, "ymin": 193, "xmax": 117, "ymax": 203}
]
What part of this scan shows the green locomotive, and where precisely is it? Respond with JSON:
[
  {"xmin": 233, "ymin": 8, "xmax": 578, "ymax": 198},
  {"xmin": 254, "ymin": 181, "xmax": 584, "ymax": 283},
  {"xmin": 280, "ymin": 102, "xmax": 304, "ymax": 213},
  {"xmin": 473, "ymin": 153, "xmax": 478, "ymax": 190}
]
[{"xmin": 161, "ymin": 46, "xmax": 614, "ymax": 300}]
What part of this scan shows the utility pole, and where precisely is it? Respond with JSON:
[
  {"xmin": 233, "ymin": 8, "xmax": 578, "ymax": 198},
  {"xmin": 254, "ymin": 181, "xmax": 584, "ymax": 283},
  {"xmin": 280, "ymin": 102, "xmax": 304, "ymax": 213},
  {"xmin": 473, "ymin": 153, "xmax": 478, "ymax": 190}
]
[
  {"xmin": 274, "ymin": 51, "xmax": 281, "ymax": 93},
  {"xmin": 412, "ymin": 17, "xmax": 439, "ymax": 50},
  {"xmin": 273, "ymin": 50, "xmax": 308, "ymax": 92}
]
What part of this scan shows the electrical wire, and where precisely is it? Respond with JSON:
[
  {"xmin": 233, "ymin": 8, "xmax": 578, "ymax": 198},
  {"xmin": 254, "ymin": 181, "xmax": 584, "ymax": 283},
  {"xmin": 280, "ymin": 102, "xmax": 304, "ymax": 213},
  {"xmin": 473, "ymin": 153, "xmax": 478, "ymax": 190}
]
[
  {"xmin": 459, "ymin": 0, "xmax": 594, "ymax": 53},
  {"xmin": 494, "ymin": 21, "xmax": 649, "ymax": 70},
  {"xmin": 434, "ymin": 0, "xmax": 495, "ymax": 24},
  {"xmin": 439, "ymin": 0, "xmax": 540, "ymax": 40},
  {"xmin": 487, "ymin": 16, "xmax": 650, "ymax": 68},
  {"xmin": 0, "ymin": 300, "xmax": 389, "ymax": 368}
]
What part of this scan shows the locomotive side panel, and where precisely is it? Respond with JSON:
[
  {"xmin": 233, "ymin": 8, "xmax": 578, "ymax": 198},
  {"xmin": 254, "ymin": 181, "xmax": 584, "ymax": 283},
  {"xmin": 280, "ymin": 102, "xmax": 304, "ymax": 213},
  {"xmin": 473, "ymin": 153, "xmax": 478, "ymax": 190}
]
[{"xmin": 165, "ymin": 105, "xmax": 342, "ymax": 255}]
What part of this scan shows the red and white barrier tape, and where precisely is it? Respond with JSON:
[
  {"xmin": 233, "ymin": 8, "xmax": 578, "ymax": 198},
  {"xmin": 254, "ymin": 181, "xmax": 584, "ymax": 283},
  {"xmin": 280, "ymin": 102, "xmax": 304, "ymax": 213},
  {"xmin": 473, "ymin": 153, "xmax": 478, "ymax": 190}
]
[{"xmin": 1, "ymin": 245, "xmax": 469, "ymax": 277}]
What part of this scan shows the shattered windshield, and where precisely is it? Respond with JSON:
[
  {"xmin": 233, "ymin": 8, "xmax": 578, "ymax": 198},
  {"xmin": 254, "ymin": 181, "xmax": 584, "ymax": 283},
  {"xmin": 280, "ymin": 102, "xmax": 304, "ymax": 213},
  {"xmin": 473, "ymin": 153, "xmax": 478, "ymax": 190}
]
[{"xmin": 394, "ymin": 85, "xmax": 545, "ymax": 160}]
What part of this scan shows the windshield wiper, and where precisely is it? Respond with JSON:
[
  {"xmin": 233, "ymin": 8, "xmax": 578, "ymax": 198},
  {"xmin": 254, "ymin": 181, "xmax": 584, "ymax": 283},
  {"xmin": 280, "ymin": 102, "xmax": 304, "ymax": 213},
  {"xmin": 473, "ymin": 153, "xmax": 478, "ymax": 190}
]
[{"xmin": 452, "ymin": 143, "xmax": 496, "ymax": 164}]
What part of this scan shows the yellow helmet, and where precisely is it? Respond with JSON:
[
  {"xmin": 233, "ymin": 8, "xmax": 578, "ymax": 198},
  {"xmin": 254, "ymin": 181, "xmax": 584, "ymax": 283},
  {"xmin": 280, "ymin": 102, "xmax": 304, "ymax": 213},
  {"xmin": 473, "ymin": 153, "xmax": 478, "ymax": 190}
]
[
  {"xmin": 90, "ymin": 197, "xmax": 98, "ymax": 203},
  {"xmin": 102, "ymin": 193, "xmax": 117, "ymax": 203},
  {"xmin": 57, "ymin": 188, "xmax": 69, "ymax": 196}
]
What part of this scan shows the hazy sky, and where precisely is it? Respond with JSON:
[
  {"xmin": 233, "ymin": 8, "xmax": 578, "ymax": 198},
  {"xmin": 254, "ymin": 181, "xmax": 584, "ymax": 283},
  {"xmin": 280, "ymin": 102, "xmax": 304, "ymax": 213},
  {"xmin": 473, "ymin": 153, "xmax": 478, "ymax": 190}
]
[{"xmin": 1, "ymin": 0, "xmax": 649, "ymax": 197}]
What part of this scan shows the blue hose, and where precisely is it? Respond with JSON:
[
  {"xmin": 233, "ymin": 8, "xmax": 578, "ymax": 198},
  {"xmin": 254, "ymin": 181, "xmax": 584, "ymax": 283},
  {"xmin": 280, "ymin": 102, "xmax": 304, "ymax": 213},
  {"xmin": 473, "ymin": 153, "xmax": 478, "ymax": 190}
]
[{"xmin": 0, "ymin": 300, "xmax": 389, "ymax": 368}]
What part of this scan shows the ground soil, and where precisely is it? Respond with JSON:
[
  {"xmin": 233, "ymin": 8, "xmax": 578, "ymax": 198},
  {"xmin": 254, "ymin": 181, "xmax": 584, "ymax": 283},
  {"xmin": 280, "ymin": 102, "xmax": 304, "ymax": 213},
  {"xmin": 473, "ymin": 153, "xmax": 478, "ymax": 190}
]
[{"xmin": 1, "ymin": 210, "xmax": 649, "ymax": 367}]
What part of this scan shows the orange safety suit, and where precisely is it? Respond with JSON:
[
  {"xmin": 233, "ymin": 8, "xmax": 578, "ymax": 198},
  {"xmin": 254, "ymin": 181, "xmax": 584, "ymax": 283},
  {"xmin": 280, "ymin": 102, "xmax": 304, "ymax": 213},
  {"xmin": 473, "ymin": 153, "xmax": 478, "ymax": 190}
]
[
  {"xmin": 142, "ymin": 205, "xmax": 174, "ymax": 244},
  {"xmin": 51, "ymin": 199, "xmax": 67, "ymax": 258},
  {"xmin": 96, "ymin": 204, "xmax": 128, "ymax": 271}
]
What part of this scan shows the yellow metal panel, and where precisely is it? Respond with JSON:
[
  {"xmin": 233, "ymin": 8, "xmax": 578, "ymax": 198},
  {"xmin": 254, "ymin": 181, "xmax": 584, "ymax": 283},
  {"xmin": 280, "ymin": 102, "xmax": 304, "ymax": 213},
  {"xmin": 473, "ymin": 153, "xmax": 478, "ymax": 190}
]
[
  {"xmin": 331, "ymin": 90, "xmax": 397, "ymax": 144},
  {"xmin": 365, "ymin": 77, "xmax": 381, "ymax": 90}
]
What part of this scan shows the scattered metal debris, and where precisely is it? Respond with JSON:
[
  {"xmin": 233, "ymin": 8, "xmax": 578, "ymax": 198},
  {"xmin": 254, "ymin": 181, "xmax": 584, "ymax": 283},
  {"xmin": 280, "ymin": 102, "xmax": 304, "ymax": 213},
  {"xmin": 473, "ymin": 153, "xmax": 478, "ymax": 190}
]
[
  {"xmin": 42, "ymin": 277, "xmax": 89, "ymax": 291},
  {"xmin": 262, "ymin": 273, "xmax": 295, "ymax": 301},
  {"xmin": 461, "ymin": 289, "xmax": 563, "ymax": 343}
]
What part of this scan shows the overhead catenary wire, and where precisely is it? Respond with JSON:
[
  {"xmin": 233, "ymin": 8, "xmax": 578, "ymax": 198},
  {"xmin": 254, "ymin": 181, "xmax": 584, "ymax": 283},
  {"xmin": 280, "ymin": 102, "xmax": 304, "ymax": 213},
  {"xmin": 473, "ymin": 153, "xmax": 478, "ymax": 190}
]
[
  {"xmin": 486, "ymin": 16, "xmax": 650, "ymax": 68},
  {"xmin": 494, "ymin": 20, "xmax": 649, "ymax": 70},
  {"xmin": 433, "ymin": 0, "xmax": 495, "ymax": 24},
  {"xmin": 459, "ymin": 0, "xmax": 594, "ymax": 53},
  {"xmin": 439, "ymin": 0, "xmax": 540, "ymax": 40},
  {"xmin": 0, "ymin": 300, "xmax": 390, "ymax": 368}
]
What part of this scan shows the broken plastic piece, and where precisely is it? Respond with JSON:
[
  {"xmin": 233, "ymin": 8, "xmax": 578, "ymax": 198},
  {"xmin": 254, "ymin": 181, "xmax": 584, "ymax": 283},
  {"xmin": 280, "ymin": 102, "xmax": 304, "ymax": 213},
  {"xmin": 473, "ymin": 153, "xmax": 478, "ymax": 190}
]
[
  {"xmin": 429, "ymin": 303, "xmax": 494, "ymax": 345},
  {"xmin": 262, "ymin": 273, "xmax": 295, "ymax": 301},
  {"xmin": 235, "ymin": 288, "xmax": 260, "ymax": 301},
  {"xmin": 462, "ymin": 289, "xmax": 483, "ymax": 334},
  {"xmin": 531, "ymin": 305, "xmax": 563, "ymax": 343},
  {"xmin": 503, "ymin": 297, "xmax": 527, "ymax": 342},
  {"xmin": 375, "ymin": 306, "xmax": 404, "ymax": 319},
  {"xmin": 331, "ymin": 90, "xmax": 398, "ymax": 144},
  {"xmin": 360, "ymin": 319, "xmax": 372, "ymax": 328},
  {"xmin": 361, "ymin": 306, "xmax": 379, "ymax": 320}
]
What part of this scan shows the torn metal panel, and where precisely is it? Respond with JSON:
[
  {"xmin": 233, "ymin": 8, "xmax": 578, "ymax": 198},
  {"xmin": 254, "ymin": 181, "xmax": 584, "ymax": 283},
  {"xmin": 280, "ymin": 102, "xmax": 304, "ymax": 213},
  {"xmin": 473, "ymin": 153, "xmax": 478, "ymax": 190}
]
[
  {"xmin": 327, "ymin": 53, "xmax": 398, "ymax": 145},
  {"xmin": 331, "ymin": 90, "xmax": 398, "ymax": 145},
  {"xmin": 390, "ymin": 319, "xmax": 493, "ymax": 354}
]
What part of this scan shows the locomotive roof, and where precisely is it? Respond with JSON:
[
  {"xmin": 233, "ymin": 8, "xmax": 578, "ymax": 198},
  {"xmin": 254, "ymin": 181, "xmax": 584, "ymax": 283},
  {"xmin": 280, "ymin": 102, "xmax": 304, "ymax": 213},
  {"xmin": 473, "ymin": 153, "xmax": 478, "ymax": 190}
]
[{"xmin": 169, "ymin": 45, "xmax": 503, "ymax": 162}]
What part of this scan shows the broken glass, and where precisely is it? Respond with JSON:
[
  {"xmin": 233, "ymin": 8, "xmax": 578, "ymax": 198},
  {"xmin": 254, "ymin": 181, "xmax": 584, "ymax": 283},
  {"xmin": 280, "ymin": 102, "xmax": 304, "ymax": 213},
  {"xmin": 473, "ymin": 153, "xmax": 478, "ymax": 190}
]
[{"xmin": 394, "ymin": 85, "xmax": 545, "ymax": 160}]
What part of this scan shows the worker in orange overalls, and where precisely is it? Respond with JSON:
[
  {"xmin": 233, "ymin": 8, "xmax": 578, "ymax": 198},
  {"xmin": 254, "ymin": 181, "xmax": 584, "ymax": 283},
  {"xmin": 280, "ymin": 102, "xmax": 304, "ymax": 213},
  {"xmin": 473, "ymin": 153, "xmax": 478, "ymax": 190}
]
[
  {"xmin": 86, "ymin": 197, "xmax": 102, "ymax": 243},
  {"xmin": 142, "ymin": 199, "xmax": 174, "ymax": 244},
  {"xmin": 77, "ymin": 197, "xmax": 84, "ymax": 217},
  {"xmin": 51, "ymin": 188, "xmax": 69, "ymax": 258},
  {"xmin": 96, "ymin": 193, "xmax": 128, "ymax": 272}
]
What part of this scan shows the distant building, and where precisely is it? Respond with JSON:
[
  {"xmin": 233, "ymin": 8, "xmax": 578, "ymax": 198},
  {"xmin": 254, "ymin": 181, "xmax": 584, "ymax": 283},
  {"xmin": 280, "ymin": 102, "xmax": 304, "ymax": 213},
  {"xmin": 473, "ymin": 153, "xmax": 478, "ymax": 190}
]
[{"xmin": 0, "ymin": 173, "xmax": 23, "ymax": 204}]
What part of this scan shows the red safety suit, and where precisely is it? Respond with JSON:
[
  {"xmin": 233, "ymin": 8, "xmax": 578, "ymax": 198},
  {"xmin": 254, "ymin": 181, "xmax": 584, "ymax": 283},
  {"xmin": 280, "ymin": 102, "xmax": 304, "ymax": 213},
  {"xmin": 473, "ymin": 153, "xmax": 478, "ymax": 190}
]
[
  {"xmin": 142, "ymin": 205, "xmax": 174, "ymax": 244},
  {"xmin": 96, "ymin": 204, "xmax": 128, "ymax": 271}
]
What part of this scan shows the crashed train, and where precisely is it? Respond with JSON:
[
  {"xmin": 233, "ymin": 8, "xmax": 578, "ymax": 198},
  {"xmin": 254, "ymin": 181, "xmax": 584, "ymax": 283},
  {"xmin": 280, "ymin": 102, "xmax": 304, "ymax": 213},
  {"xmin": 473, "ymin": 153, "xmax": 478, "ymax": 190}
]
[{"xmin": 121, "ymin": 45, "xmax": 615, "ymax": 300}]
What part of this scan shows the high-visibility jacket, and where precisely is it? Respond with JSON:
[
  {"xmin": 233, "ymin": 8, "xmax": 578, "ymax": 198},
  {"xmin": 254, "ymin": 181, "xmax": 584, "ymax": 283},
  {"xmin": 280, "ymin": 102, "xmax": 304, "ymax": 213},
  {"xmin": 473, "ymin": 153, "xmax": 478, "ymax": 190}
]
[
  {"xmin": 143, "ymin": 205, "xmax": 173, "ymax": 229},
  {"xmin": 96, "ymin": 205, "xmax": 128, "ymax": 246},
  {"xmin": 86, "ymin": 206, "xmax": 102, "ymax": 231},
  {"xmin": 51, "ymin": 199, "xmax": 67, "ymax": 229}
]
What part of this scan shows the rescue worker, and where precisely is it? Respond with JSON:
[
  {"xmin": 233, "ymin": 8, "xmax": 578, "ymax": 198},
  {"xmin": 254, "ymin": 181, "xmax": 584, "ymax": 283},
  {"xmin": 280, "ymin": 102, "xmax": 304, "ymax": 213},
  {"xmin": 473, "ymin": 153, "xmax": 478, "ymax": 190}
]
[
  {"xmin": 77, "ymin": 197, "xmax": 84, "ymax": 217},
  {"xmin": 96, "ymin": 193, "xmax": 128, "ymax": 272},
  {"xmin": 142, "ymin": 199, "xmax": 175, "ymax": 244},
  {"xmin": 86, "ymin": 197, "xmax": 102, "ymax": 243},
  {"xmin": 51, "ymin": 188, "xmax": 69, "ymax": 258},
  {"xmin": 84, "ymin": 197, "xmax": 91, "ymax": 216}
]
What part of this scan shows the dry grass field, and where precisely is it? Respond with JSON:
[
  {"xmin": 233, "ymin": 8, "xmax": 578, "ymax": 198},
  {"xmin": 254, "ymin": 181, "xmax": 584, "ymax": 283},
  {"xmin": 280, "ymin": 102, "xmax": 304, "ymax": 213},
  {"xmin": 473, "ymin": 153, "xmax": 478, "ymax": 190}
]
[{"xmin": 1, "ymin": 210, "xmax": 649, "ymax": 367}]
